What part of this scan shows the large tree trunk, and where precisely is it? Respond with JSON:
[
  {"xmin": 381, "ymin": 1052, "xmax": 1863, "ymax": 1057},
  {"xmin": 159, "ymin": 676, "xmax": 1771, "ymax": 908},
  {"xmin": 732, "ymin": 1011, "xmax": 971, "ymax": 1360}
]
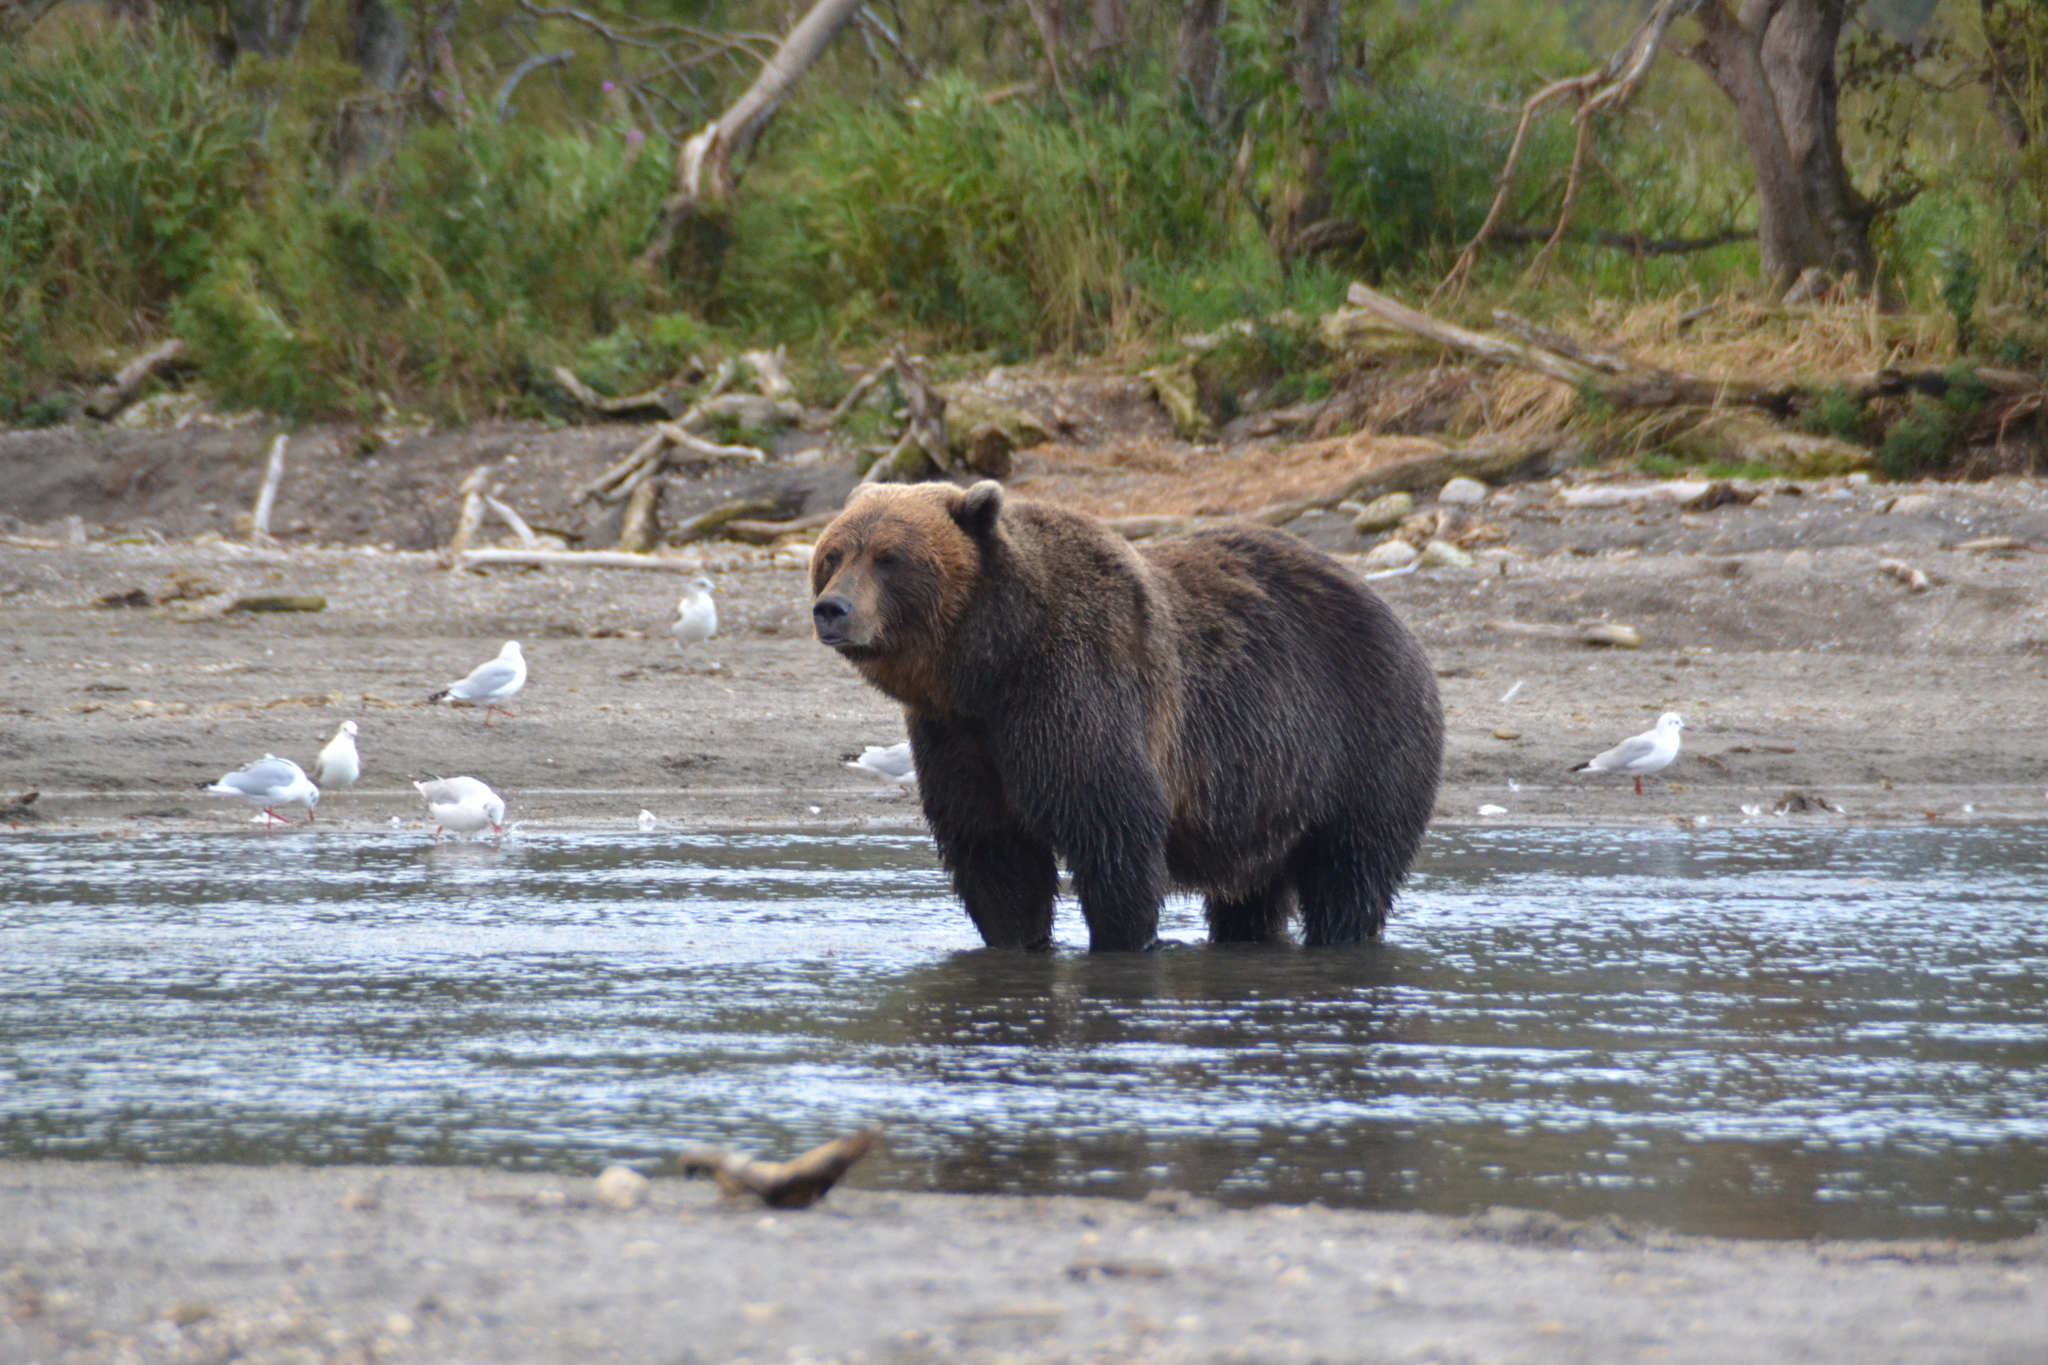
[
  {"xmin": 1177, "ymin": 0, "xmax": 1229, "ymax": 131},
  {"xmin": 227, "ymin": 0, "xmax": 311, "ymax": 60},
  {"xmin": 336, "ymin": 0, "xmax": 411, "ymax": 181},
  {"xmin": 1088, "ymin": 0, "xmax": 1129, "ymax": 64},
  {"xmin": 1688, "ymin": 0, "xmax": 1872, "ymax": 293},
  {"xmin": 1982, "ymin": 0, "xmax": 2040, "ymax": 150},
  {"xmin": 639, "ymin": 0, "xmax": 865, "ymax": 283},
  {"xmin": 1278, "ymin": 0, "xmax": 1339, "ymax": 260}
]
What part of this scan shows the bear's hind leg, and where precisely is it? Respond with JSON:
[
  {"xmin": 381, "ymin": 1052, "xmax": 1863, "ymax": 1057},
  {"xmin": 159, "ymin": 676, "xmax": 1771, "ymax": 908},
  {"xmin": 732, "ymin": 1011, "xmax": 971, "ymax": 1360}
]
[
  {"xmin": 1205, "ymin": 881, "xmax": 1294, "ymax": 943},
  {"xmin": 949, "ymin": 831, "xmax": 1059, "ymax": 949},
  {"xmin": 1291, "ymin": 830, "xmax": 1401, "ymax": 946}
]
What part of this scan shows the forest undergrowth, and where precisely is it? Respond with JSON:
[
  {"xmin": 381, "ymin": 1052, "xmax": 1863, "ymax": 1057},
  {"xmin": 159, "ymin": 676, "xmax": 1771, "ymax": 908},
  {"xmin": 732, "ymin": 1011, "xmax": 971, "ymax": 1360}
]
[{"xmin": 6, "ymin": 0, "xmax": 2048, "ymax": 479}]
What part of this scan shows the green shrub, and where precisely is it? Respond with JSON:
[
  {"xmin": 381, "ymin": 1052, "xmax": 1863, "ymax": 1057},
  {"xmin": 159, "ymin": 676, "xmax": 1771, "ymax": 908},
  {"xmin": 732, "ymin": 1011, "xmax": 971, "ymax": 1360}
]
[
  {"xmin": 174, "ymin": 118, "xmax": 673, "ymax": 417},
  {"xmin": 715, "ymin": 74, "xmax": 1234, "ymax": 349},
  {"xmin": 0, "ymin": 26, "xmax": 260, "ymax": 386}
]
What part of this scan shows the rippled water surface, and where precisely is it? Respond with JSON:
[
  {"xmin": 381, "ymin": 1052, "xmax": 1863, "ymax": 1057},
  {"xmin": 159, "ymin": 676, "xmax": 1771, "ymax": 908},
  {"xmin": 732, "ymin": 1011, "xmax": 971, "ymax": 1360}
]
[{"xmin": 4, "ymin": 826, "xmax": 2046, "ymax": 1240}]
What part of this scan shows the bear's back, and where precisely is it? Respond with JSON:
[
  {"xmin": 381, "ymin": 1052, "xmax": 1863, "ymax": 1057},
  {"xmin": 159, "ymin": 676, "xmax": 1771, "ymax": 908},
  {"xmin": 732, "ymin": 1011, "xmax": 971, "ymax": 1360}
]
[{"xmin": 1138, "ymin": 524, "xmax": 1443, "ymax": 864}]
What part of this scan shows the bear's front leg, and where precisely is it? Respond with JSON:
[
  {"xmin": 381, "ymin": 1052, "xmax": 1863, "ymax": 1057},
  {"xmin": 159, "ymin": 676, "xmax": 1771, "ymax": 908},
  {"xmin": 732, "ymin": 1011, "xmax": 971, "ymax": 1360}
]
[
  {"xmin": 910, "ymin": 715, "xmax": 1058, "ymax": 949},
  {"xmin": 1058, "ymin": 786, "xmax": 1170, "ymax": 951}
]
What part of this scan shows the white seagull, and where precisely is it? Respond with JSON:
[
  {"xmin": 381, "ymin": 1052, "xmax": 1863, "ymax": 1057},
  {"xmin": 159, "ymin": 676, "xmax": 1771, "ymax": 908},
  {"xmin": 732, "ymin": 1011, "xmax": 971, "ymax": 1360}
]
[
  {"xmin": 429, "ymin": 641, "xmax": 526, "ymax": 725},
  {"xmin": 413, "ymin": 776, "xmax": 506, "ymax": 838},
  {"xmin": 1572, "ymin": 712, "xmax": 1686, "ymax": 795},
  {"xmin": 312, "ymin": 720, "xmax": 360, "ymax": 789},
  {"xmin": 672, "ymin": 577, "xmax": 718, "ymax": 653},
  {"xmin": 845, "ymin": 742, "xmax": 917, "ymax": 791},
  {"xmin": 198, "ymin": 755, "xmax": 321, "ymax": 826}
]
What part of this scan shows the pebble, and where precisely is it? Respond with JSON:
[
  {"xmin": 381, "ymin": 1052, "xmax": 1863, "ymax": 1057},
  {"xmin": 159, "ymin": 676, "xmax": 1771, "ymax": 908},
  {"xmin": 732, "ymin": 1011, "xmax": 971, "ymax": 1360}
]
[
  {"xmin": 1477, "ymin": 804, "xmax": 1507, "ymax": 816},
  {"xmin": 1352, "ymin": 492, "xmax": 1415, "ymax": 534},
  {"xmin": 1420, "ymin": 540, "xmax": 1475, "ymax": 569},
  {"xmin": 1492, "ymin": 728, "xmax": 1522, "ymax": 741},
  {"xmin": 594, "ymin": 1164, "xmax": 649, "ymax": 1210},
  {"xmin": 1887, "ymin": 494, "xmax": 1938, "ymax": 516},
  {"xmin": 1438, "ymin": 477, "xmax": 1489, "ymax": 505},
  {"xmin": 1362, "ymin": 539, "xmax": 1419, "ymax": 570}
]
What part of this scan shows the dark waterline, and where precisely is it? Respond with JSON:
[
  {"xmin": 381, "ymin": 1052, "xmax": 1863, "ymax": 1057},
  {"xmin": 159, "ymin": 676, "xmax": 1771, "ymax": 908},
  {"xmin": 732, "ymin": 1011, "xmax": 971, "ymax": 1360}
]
[{"xmin": 3, "ymin": 826, "xmax": 2045, "ymax": 1241}]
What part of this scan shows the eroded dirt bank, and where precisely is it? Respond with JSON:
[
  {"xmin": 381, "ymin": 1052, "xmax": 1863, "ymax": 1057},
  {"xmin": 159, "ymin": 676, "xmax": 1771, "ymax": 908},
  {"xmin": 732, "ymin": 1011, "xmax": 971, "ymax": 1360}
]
[{"xmin": 4, "ymin": 1161, "xmax": 2044, "ymax": 1365}]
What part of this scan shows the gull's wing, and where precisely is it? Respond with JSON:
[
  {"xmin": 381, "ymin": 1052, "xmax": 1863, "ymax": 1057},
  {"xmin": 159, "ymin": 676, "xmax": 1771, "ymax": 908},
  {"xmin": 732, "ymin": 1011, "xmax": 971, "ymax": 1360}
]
[
  {"xmin": 862, "ymin": 743, "xmax": 915, "ymax": 779},
  {"xmin": 447, "ymin": 658, "xmax": 520, "ymax": 699},
  {"xmin": 219, "ymin": 756, "xmax": 305, "ymax": 795},
  {"xmin": 1590, "ymin": 732, "xmax": 1661, "ymax": 772}
]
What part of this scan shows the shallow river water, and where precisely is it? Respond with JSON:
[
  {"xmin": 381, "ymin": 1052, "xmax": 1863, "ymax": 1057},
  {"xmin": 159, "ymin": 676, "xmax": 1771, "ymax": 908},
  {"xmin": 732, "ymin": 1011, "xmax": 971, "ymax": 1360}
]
[{"xmin": 3, "ymin": 826, "xmax": 2046, "ymax": 1241}]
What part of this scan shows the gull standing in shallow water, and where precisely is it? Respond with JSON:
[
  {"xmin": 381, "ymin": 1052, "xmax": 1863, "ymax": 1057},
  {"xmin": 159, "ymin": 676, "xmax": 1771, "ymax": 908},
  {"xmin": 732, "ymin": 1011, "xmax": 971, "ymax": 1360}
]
[
  {"xmin": 845, "ymin": 742, "xmax": 917, "ymax": 791},
  {"xmin": 1572, "ymin": 712, "xmax": 1686, "ymax": 795},
  {"xmin": 414, "ymin": 777, "xmax": 506, "ymax": 838},
  {"xmin": 672, "ymin": 577, "xmax": 718, "ymax": 655},
  {"xmin": 429, "ymin": 641, "xmax": 525, "ymax": 724},
  {"xmin": 198, "ymin": 755, "xmax": 321, "ymax": 826},
  {"xmin": 312, "ymin": 720, "xmax": 360, "ymax": 790}
]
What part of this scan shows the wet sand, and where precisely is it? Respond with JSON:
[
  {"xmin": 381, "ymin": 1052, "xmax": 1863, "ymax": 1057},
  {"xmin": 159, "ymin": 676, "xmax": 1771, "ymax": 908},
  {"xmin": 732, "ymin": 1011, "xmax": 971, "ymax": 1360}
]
[{"xmin": 3, "ymin": 1161, "xmax": 2043, "ymax": 1365}]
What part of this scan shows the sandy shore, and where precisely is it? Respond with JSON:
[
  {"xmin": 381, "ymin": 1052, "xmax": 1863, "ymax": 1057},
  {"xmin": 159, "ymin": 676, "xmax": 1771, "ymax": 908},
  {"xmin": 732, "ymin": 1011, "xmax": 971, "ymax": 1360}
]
[
  {"xmin": 4, "ymin": 1160, "xmax": 2044, "ymax": 1365},
  {"xmin": 4, "ymin": 473, "xmax": 2048, "ymax": 830}
]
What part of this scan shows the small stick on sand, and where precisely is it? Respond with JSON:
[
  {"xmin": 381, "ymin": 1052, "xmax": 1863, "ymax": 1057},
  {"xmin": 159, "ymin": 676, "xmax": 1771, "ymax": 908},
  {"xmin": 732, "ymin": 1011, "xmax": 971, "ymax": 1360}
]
[
  {"xmin": 250, "ymin": 434, "xmax": 288, "ymax": 545},
  {"xmin": 481, "ymin": 493, "xmax": 540, "ymax": 549},
  {"xmin": 679, "ymin": 1129, "xmax": 878, "ymax": 1209}
]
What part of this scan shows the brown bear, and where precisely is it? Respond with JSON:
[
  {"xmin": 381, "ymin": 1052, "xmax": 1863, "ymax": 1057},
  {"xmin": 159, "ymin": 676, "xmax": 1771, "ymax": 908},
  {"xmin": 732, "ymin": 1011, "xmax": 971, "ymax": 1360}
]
[{"xmin": 810, "ymin": 480, "xmax": 1442, "ymax": 951}]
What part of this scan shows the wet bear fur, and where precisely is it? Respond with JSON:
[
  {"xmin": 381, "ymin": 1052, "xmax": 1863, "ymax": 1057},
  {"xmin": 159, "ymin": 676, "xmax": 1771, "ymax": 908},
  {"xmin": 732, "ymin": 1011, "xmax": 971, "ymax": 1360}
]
[{"xmin": 809, "ymin": 480, "xmax": 1443, "ymax": 951}]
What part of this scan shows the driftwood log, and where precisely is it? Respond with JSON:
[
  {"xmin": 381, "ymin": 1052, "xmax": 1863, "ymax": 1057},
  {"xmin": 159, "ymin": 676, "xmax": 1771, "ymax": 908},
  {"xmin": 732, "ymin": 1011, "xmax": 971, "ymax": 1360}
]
[
  {"xmin": 1343, "ymin": 283, "xmax": 2039, "ymax": 417},
  {"xmin": 617, "ymin": 476, "xmax": 666, "ymax": 554},
  {"xmin": 552, "ymin": 365, "xmax": 690, "ymax": 420},
  {"xmin": 576, "ymin": 421, "xmax": 768, "ymax": 507},
  {"xmin": 722, "ymin": 510, "xmax": 838, "ymax": 545},
  {"xmin": 672, "ymin": 497, "xmax": 782, "ymax": 545},
  {"xmin": 249, "ymin": 434, "xmax": 290, "ymax": 545},
  {"xmin": 679, "ymin": 1129, "xmax": 878, "ymax": 1210},
  {"xmin": 457, "ymin": 549, "xmax": 707, "ymax": 572},
  {"xmin": 84, "ymin": 339, "xmax": 188, "ymax": 421}
]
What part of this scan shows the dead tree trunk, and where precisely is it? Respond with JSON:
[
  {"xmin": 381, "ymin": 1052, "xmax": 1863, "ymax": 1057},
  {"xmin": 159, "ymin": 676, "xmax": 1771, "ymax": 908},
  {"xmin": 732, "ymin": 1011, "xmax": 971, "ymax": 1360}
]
[
  {"xmin": 1088, "ymin": 0, "xmax": 1129, "ymax": 64},
  {"xmin": 227, "ymin": 0, "xmax": 312, "ymax": 59},
  {"xmin": 1981, "ymin": 0, "xmax": 2042, "ymax": 150},
  {"xmin": 1278, "ymin": 0, "xmax": 1340, "ymax": 261},
  {"xmin": 336, "ymin": 0, "xmax": 412, "ymax": 181},
  {"xmin": 639, "ymin": 0, "xmax": 865, "ymax": 282},
  {"xmin": 1177, "ymin": 0, "xmax": 1230, "ymax": 131},
  {"xmin": 1686, "ymin": 0, "xmax": 1873, "ymax": 293}
]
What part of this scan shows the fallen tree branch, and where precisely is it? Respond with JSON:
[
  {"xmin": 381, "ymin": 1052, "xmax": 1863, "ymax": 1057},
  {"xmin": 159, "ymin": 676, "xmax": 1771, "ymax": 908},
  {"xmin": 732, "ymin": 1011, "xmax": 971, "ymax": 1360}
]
[
  {"xmin": 448, "ymin": 466, "xmax": 492, "ymax": 555},
  {"xmin": 722, "ymin": 510, "xmax": 838, "ymax": 545},
  {"xmin": 552, "ymin": 365, "xmax": 688, "ymax": 420},
  {"xmin": 1437, "ymin": 0, "xmax": 1700, "ymax": 299},
  {"xmin": 1348, "ymin": 282, "xmax": 1801, "ymax": 414},
  {"xmin": 458, "ymin": 548, "xmax": 706, "ymax": 572},
  {"xmin": 1490, "ymin": 223, "xmax": 1755, "ymax": 256},
  {"xmin": 495, "ymin": 50, "xmax": 573, "ymax": 119},
  {"xmin": 250, "ymin": 434, "xmax": 290, "ymax": 545},
  {"xmin": 84, "ymin": 339, "xmax": 187, "ymax": 420},
  {"xmin": 679, "ymin": 1129, "xmax": 878, "ymax": 1209},
  {"xmin": 481, "ymin": 493, "xmax": 541, "ymax": 549}
]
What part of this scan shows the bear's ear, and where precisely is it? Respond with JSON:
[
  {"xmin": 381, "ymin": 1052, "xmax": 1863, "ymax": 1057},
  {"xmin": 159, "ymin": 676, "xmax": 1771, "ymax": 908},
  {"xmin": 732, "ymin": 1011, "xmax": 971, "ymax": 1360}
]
[{"xmin": 954, "ymin": 480, "xmax": 1004, "ymax": 540}]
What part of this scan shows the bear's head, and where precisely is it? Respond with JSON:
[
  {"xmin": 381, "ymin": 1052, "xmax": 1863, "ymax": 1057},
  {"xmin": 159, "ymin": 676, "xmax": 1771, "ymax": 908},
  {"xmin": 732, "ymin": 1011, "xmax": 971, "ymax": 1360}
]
[{"xmin": 810, "ymin": 480, "xmax": 1004, "ymax": 702}]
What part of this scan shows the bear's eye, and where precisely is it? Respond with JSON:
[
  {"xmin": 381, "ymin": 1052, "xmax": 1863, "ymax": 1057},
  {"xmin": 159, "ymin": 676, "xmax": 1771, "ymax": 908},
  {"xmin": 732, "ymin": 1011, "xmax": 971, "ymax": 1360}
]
[{"xmin": 873, "ymin": 550, "xmax": 902, "ymax": 570}]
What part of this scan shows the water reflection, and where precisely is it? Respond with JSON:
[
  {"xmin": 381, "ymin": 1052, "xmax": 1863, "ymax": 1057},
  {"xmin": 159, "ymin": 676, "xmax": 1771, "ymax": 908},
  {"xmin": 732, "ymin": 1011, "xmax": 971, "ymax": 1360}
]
[{"xmin": 1, "ymin": 826, "xmax": 2044, "ymax": 1240}]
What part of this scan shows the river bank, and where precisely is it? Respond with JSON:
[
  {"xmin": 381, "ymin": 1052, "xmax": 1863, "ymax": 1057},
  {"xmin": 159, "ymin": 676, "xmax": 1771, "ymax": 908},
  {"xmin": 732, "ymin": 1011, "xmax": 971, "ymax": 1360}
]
[{"xmin": 3, "ymin": 1160, "xmax": 2043, "ymax": 1365}]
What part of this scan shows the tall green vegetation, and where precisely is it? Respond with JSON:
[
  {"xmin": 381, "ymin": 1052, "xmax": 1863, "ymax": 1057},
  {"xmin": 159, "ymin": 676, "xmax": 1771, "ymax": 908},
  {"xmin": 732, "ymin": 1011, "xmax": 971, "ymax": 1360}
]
[
  {"xmin": 3, "ymin": 1, "xmax": 2045, "ymax": 423},
  {"xmin": 0, "ymin": 28, "xmax": 259, "ymax": 409}
]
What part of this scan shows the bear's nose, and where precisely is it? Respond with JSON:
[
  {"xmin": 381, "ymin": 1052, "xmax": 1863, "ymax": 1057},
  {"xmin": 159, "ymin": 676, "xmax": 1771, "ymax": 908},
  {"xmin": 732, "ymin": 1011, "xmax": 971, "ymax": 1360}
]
[{"xmin": 813, "ymin": 594, "xmax": 854, "ymax": 640}]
